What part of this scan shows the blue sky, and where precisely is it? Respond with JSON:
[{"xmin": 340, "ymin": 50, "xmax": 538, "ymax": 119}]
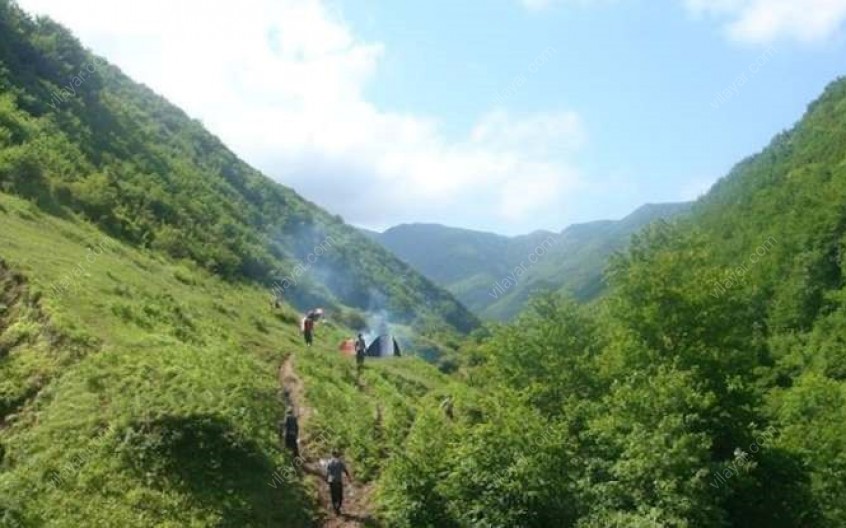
[{"xmin": 17, "ymin": 0, "xmax": 846, "ymax": 235}]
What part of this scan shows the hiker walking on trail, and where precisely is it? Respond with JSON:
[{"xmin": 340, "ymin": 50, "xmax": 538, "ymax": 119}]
[
  {"xmin": 440, "ymin": 395, "xmax": 454, "ymax": 420},
  {"xmin": 355, "ymin": 333, "xmax": 366, "ymax": 372},
  {"xmin": 301, "ymin": 308, "xmax": 324, "ymax": 347},
  {"xmin": 280, "ymin": 409, "xmax": 299, "ymax": 458},
  {"xmin": 302, "ymin": 316, "xmax": 315, "ymax": 347},
  {"xmin": 326, "ymin": 450, "xmax": 352, "ymax": 515}
]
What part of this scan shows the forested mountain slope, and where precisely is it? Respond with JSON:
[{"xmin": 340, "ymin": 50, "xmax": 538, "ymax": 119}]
[
  {"xmin": 3, "ymin": 0, "xmax": 846, "ymax": 526},
  {"xmin": 0, "ymin": 0, "xmax": 477, "ymax": 335},
  {"xmin": 372, "ymin": 78, "xmax": 846, "ymax": 526},
  {"xmin": 0, "ymin": 3, "xmax": 474, "ymax": 523},
  {"xmin": 370, "ymin": 202, "xmax": 690, "ymax": 319}
]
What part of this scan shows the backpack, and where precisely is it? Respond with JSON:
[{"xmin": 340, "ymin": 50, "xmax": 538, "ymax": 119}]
[
  {"xmin": 284, "ymin": 415, "xmax": 298, "ymax": 436},
  {"xmin": 326, "ymin": 458, "xmax": 344, "ymax": 483}
]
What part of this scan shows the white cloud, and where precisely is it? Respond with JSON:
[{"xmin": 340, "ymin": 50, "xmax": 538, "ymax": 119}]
[
  {"xmin": 521, "ymin": 0, "xmax": 556, "ymax": 10},
  {"xmin": 18, "ymin": 0, "xmax": 586, "ymax": 235},
  {"xmin": 521, "ymin": 0, "xmax": 846, "ymax": 43},
  {"xmin": 471, "ymin": 110, "xmax": 585, "ymax": 155},
  {"xmin": 519, "ymin": 0, "xmax": 616, "ymax": 12},
  {"xmin": 685, "ymin": 0, "xmax": 846, "ymax": 43}
]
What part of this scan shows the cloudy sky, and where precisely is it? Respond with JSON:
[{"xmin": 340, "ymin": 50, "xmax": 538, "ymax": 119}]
[{"xmin": 16, "ymin": 0, "xmax": 846, "ymax": 235}]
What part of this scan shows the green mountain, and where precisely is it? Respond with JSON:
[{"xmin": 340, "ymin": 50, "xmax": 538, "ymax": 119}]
[
  {"xmin": 0, "ymin": 2, "xmax": 470, "ymax": 525},
  {"xmin": 375, "ymin": 77, "xmax": 846, "ymax": 526},
  {"xmin": 0, "ymin": 190, "xmax": 454, "ymax": 526},
  {"xmin": 370, "ymin": 202, "xmax": 691, "ymax": 319},
  {"xmin": 0, "ymin": 1, "xmax": 477, "ymax": 337},
  {"xmin": 2, "ymin": 0, "xmax": 846, "ymax": 526}
]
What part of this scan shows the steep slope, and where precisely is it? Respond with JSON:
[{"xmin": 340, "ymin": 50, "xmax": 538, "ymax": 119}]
[
  {"xmin": 0, "ymin": 1, "xmax": 477, "ymax": 335},
  {"xmin": 0, "ymin": 3, "xmax": 477, "ymax": 524},
  {"xmin": 0, "ymin": 192, "xmax": 317, "ymax": 526},
  {"xmin": 375, "ymin": 78, "xmax": 846, "ymax": 527},
  {"xmin": 376, "ymin": 224, "xmax": 512, "ymax": 287},
  {"xmin": 484, "ymin": 202, "xmax": 692, "ymax": 319},
  {"xmin": 371, "ymin": 202, "xmax": 690, "ymax": 319},
  {"xmin": 0, "ymin": 192, "xmax": 454, "ymax": 526}
]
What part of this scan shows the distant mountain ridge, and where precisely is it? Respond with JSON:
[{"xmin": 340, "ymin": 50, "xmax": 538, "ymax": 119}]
[{"xmin": 368, "ymin": 202, "xmax": 692, "ymax": 319}]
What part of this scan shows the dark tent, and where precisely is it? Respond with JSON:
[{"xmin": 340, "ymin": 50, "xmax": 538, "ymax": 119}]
[{"xmin": 366, "ymin": 335, "xmax": 401, "ymax": 357}]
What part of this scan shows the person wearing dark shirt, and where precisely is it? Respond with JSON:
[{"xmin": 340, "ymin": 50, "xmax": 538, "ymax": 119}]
[
  {"xmin": 280, "ymin": 410, "xmax": 299, "ymax": 458},
  {"xmin": 303, "ymin": 317, "xmax": 315, "ymax": 346},
  {"xmin": 326, "ymin": 450, "xmax": 352, "ymax": 515},
  {"xmin": 354, "ymin": 333, "xmax": 366, "ymax": 372}
]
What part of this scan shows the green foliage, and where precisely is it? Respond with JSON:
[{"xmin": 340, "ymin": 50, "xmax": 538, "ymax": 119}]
[
  {"xmin": 3, "ymin": 1, "xmax": 846, "ymax": 526},
  {"xmin": 376, "ymin": 77, "xmax": 846, "ymax": 526},
  {"xmin": 478, "ymin": 295, "xmax": 602, "ymax": 413},
  {"xmin": 294, "ymin": 337, "xmax": 449, "ymax": 483},
  {"xmin": 0, "ymin": 0, "xmax": 477, "ymax": 335},
  {"xmin": 0, "ymin": 193, "xmax": 315, "ymax": 526}
]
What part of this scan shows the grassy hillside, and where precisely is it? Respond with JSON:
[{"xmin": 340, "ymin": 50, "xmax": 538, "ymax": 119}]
[
  {"xmin": 0, "ymin": 4, "xmax": 476, "ymax": 523},
  {"xmin": 0, "ymin": 191, "xmax": 455, "ymax": 526},
  {"xmin": 0, "ymin": 192, "xmax": 316, "ymax": 526},
  {"xmin": 3, "ymin": 0, "xmax": 845, "ymax": 526},
  {"xmin": 0, "ymin": 0, "xmax": 477, "ymax": 336},
  {"xmin": 371, "ymin": 202, "xmax": 690, "ymax": 319}
]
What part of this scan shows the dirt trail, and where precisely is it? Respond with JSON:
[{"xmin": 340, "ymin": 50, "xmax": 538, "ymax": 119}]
[{"xmin": 278, "ymin": 354, "xmax": 379, "ymax": 528}]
